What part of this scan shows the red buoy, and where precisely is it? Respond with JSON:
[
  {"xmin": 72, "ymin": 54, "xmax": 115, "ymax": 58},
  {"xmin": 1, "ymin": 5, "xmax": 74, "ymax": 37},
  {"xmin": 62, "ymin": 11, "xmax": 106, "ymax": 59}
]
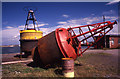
[{"xmin": 32, "ymin": 21, "xmax": 117, "ymax": 65}]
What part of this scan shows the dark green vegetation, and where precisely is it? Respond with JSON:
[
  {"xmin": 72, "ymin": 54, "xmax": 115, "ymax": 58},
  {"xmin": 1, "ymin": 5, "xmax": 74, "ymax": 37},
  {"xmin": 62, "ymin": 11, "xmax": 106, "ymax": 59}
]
[{"xmin": 2, "ymin": 52, "xmax": 118, "ymax": 77}]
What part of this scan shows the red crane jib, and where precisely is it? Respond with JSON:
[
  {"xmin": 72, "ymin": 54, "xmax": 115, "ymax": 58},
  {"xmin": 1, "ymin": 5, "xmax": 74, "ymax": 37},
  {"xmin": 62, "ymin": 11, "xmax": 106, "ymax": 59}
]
[
  {"xmin": 55, "ymin": 21, "xmax": 117, "ymax": 59},
  {"xmin": 32, "ymin": 21, "xmax": 117, "ymax": 65}
]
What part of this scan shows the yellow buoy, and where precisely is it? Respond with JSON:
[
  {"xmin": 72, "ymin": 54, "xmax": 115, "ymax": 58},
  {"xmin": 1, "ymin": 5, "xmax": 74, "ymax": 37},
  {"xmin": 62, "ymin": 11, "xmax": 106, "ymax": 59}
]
[
  {"xmin": 20, "ymin": 30, "xmax": 43, "ymax": 40},
  {"xmin": 19, "ymin": 9, "xmax": 43, "ymax": 57},
  {"xmin": 19, "ymin": 29, "xmax": 43, "ymax": 54}
]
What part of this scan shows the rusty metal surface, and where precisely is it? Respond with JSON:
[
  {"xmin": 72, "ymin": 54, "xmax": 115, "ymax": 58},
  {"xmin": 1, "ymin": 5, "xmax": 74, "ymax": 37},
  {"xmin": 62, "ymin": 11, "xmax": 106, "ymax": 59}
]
[
  {"xmin": 32, "ymin": 21, "xmax": 116, "ymax": 66},
  {"xmin": 37, "ymin": 31, "xmax": 64, "ymax": 65},
  {"xmin": 20, "ymin": 40, "xmax": 38, "ymax": 52},
  {"xmin": 55, "ymin": 28, "xmax": 77, "ymax": 59},
  {"xmin": 32, "ymin": 46, "xmax": 43, "ymax": 66},
  {"xmin": 62, "ymin": 58, "xmax": 74, "ymax": 73}
]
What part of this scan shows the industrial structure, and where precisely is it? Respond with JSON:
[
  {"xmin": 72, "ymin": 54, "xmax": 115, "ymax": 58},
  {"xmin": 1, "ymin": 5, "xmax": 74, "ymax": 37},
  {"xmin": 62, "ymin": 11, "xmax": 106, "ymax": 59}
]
[
  {"xmin": 19, "ymin": 8, "xmax": 117, "ymax": 67},
  {"xmin": 32, "ymin": 20, "xmax": 117, "ymax": 66},
  {"xmin": 19, "ymin": 10, "xmax": 43, "ymax": 56},
  {"xmin": 94, "ymin": 35, "xmax": 120, "ymax": 49}
]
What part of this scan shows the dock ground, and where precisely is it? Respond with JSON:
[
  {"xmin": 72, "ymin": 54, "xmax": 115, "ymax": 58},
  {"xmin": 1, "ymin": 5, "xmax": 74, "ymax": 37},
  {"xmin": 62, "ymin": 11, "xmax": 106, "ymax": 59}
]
[{"xmin": 2, "ymin": 49, "xmax": 120, "ymax": 78}]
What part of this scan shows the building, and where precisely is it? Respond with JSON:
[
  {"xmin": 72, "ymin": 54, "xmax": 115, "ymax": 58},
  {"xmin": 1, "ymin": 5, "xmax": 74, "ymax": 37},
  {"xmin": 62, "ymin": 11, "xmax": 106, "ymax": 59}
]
[{"xmin": 94, "ymin": 35, "xmax": 120, "ymax": 49}]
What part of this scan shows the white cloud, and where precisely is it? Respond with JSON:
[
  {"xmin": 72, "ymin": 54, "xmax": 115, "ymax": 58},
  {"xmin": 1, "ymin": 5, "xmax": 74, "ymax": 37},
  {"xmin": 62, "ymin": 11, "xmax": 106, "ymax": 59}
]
[
  {"xmin": 18, "ymin": 25, "xmax": 24, "ymax": 30},
  {"xmin": 106, "ymin": 0, "xmax": 119, "ymax": 5},
  {"xmin": 38, "ymin": 23, "xmax": 49, "ymax": 27},
  {"xmin": 56, "ymin": 16, "xmax": 118, "ymax": 28},
  {"xmin": 102, "ymin": 10, "xmax": 116, "ymax": 15},
  {"xmin": 6, "ymin": 26, "xmax": 14, "ymax": 29},
  {"xmin": 2, "ymin": 16, "xmax": 118, "ymax": 45},
  {"xmin": 18, "ymin": 23, "xmax": 49, "ymax": 30},
  {"xmin": 105, "ymin": 16, "xmax": 118, "ymax": 20},
  {"xmin": 107, "ymin": 24, "xmax": 119, "ymax": 35},
  {"xmin": 91, "ymin": 14, "xmax": 95, "ymax": 16},
  {"xmin": 2, "ymin": 27, "xmax": 20, "ymax": 45},
  {"xmin": 2, "ymin": 27, "xmax": 19, "ymax": 38},
  {"xmin": 14, "ymin": 35, "xmax": 19, "ymax": 38},
  {"xmin": 2, "ymin": 22, "xmax": 49, "ymax": 45},
  {"xmin": 40, "ymin": 26, "xmax": 58, "ymax": 36},
  {"xmin": 58, "ymin": 17, "xmax": 101, "ymax": 26},
  {"xmin": 86, "ymin": 22, "xmax": 91, "ymax": 24},
  {"xmin": 57, "ymin": 21, "xmax": 67, "ymax": 24},
  {"xmin": 56, "ymin": 16, "xmax": 118, "ymax": 39},
  {"xmin": 62, "ymin": 14, "xmax": 69, "ymax": 18},
  {"xmin": 36, "ymin": 17, "xmax": 118, "ymax": 42}
]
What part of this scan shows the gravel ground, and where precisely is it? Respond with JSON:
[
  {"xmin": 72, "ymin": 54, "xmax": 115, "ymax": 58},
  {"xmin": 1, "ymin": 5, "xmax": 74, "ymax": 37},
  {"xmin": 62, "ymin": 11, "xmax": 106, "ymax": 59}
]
[
  {"xmin": 85, "ymin": 49, "xmax": 119, "ymax": 55},
  {"xmin": 2, "ymin": 49, "xmax": 120, "ymax": 77},
  {"xmin": 2, "ymin": 53, "xmax": 32, "ymax": 62},
  {"xmin": 2, "ymin": 49, "xmax": 119, "ymax": 62}
]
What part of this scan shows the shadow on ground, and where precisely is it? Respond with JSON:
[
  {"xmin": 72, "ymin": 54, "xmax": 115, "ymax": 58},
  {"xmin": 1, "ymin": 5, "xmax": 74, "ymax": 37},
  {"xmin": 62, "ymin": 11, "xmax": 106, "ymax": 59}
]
[
  {"xmin": 54, "ymin": 69, "xmax": 63, "ymax": 75},
  {"xmin": 27, "ymin": 60, "xmax": 83, "ymax": 76},
  {"xmin": 27, "ymin": 61, "xmax": 61, "ymax": 70},
  {"xmin": 75, "ymin": 63, "xmax": 83, "ymax": 66},
  {"xmin": 14, "ymin": 52, "xmax": 31, "ymax": 58}
]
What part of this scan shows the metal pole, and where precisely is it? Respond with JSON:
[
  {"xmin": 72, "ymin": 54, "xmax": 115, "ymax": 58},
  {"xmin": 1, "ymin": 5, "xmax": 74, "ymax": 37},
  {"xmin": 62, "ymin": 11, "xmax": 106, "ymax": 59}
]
[{"xmin": 103, "ymin": 15, "xmax": 106, "ymax": 48}]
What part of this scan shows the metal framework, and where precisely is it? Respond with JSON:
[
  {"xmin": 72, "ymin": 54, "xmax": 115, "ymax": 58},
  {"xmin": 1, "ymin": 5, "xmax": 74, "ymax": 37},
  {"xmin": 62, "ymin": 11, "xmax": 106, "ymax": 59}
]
[
  {"xmin": 67, "ymin": 21, "xmax": 117, "ymax": 56},
  {"xmin": 25, "ymin": 9, "xmax": 39, "ymax": 30}
]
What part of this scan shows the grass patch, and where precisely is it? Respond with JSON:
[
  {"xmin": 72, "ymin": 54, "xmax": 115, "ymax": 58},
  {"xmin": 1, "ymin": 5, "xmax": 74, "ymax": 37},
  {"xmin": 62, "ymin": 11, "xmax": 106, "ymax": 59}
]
[
  {"xmin": 2, "ymin": 63, "xmax": 63, "ymax": 77},
  {"xmin": 97, "ymin": 52, "xmax": 112, "ymax": 56},
  {"xmin": 33, "ymin": 67, "xmax": 44, "ymax": 72},
  {"xmin": 2, "ymin": 51, "xmax": 117, "ymax": 77}
]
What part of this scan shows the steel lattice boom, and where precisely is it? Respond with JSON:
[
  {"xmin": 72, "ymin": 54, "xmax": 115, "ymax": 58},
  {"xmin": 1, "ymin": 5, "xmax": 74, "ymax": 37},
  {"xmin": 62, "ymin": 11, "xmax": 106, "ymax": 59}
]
[
  {"xmin": 67, "ymin": 21, "xmax": 117, "ymax": 56},
  {"xmin": 32, "ymin": 20, "xmax": 117, "ymax": 65}
]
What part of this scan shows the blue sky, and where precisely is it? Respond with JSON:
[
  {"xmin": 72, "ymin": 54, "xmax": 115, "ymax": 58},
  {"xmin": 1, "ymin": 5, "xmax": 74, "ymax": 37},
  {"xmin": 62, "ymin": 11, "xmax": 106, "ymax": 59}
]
[{"xmin": 2, "ymin": 1, "xmax": 119, "ymax": 45}]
